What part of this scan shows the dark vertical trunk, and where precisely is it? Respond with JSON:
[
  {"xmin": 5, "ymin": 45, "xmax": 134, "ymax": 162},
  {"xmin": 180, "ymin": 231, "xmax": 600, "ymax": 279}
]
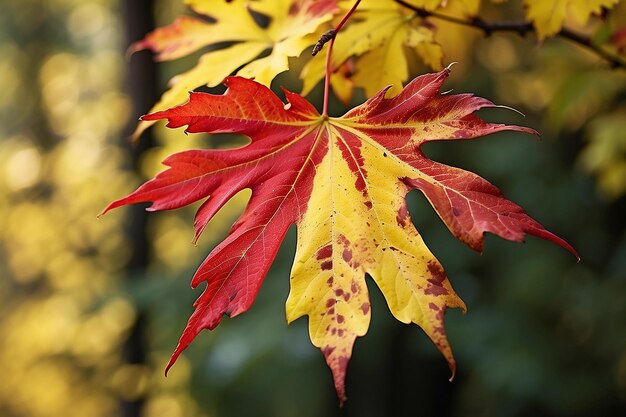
[{"xmin": 120, "ymin": 1, "xmax": 158, "ymax": 417}]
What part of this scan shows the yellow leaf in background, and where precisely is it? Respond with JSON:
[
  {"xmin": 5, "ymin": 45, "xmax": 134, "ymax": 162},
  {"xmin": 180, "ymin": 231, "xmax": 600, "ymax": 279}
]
[
  {"xmin": 402, "ymin": 0, "xmax": 449, "ymax": 10},
  {"xmin": 301, "ymin": 0, "xmax": 443, "ymax": 100},
  {"xmin": 403, "ymin": 0, "xmax": 481, "ymax": 15},
  {"xmin": 525, "ymin": 0, "xmax": 620, "ymax": 40},
  {"xmin": 580, "ymin": 111, "xmax": 626, "ymax": 198},
  {"xmin": 330, "ymin": 60, "xmax": 356, "ymax": 105},
  {"xmin": 132, "ymin": 0, "xmax": 337, "ymax": 138}
]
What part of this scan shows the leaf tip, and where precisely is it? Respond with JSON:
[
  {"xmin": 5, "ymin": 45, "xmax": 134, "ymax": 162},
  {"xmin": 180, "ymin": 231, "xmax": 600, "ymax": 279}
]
[
  {"xmin": 447, "ymin": 353, "xmax": 458, "ymax": 382},
  {"xmin": 165, "ymin": 336, "xmax": 191, "ymax": 377},
  {"xmin": 164, "ymin": 358, "xmax": 176, "ymax": 377},
  {"xmin": 125, "ymin": 40, "xmax": 145, "ymax": 61},
  {"xmin": 445, "ymin": 61, "xmax": 459, "ymax": 72},
  {"xmin": 98, "ymin": 201, "xmax": 119, "ymax": 218},
  {"xmin": 493, "ymin": 104, "xmax": 527, "ymax": 118},
  {"xmin": 568, "ymin": 245, "xmax": 581, "ymax": 263}
]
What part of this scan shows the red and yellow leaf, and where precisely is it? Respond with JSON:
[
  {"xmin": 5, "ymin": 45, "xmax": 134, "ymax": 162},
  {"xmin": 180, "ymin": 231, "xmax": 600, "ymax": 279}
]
[{"xmin": 103, "ymin": 68, "xmax": 576, "ymax": 403}]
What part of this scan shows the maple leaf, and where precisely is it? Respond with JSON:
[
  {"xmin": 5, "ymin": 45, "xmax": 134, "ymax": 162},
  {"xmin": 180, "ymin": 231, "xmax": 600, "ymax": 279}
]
[
  {"xmin": 524, "ymin": 0, "xmax": 619, "ymax": 40},
  {"xmin": 131, "ymin": 0, "xmax": 337, "ymax": 138},
  {"xmin": 103, "ymin": 68, "xmax": 576, "ymax": 403},
  {"xmin": 301, "ymin": 0, "xmax": 444, "ymax": 99}
]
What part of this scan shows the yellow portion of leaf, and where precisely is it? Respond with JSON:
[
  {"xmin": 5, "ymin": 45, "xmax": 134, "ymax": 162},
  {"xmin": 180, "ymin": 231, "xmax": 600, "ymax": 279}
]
[
  {"xmin": 183, "ymin": 0, "xmax": 335, "ymax": 84},
  {"xmin": 287, "ymin": 120, "xmax": 465, "ymax": 400},
  {"xmin": 301, "ymin": 0, "xmax": 443, "ymax": 98},
  {"xmin": 402, "ymin": 0, "xmax": 480, "ymax": 14},
  {"xmin": 402, "ymin": 0, "xmax": 449, "ymax": 10},
  {"xmin": 184, "ymin": 0, "xmax": 270, "ymax": 42},
  {"xmin": 287, "ymin": 137, "xmax": 371, "ymax": 399},
  {"xmin": 351, "ymin": 21, "xmax": 414, "ymax": 97},
  {"xmin": 448, "ymin": 0, "xmax": 481, "ymax": 15},
  {"xmin": 330, "ymin": 61, "xmax": 356, "ymax": 105},
  {"xmin": 525, "ymin": 0, "xmax": 619, "ymax": 40},
  {"xmin": 402, "ymin": 0, "xmax": 483, "ymax": 14},
  {"xmin": 567, "ymin": 0, "xmax": 619, "ymax": 25}
]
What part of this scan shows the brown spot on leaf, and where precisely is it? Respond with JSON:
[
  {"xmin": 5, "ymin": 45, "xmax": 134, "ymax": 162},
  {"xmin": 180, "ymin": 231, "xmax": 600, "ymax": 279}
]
[
  {"xmin": 316, "ymin": 244, "xmax": 332, "ymax": 260},
  {"xmin": 360, "ymin": 302, "xmax": 370, "ymax": 314},
  {"xmin": 432, "ymin": 305, "xmax": 446, "ymax": 334},
  {"xmin": 427, "ymin": 261, "xmax": 446, "ymax": 283},
  {"xmin": 351, "ymin": 281, "xmax": 359, "ymax": 294},
  {"xmin": 425, "ymin": 280, "xmax": 449, "ymax": 296},
  {"xmin": 364, "ymin": 201, "xmax": 373, "ymax": 209},
  {"xmin": 337, "ymin": 315, "xmax": 345, "ymax": 324},
  {"xmin": 343, "ymin": 292, "xmax": 351, "ymax": 302},
  {"xmin": 428, "ymin": 302, "xmax": 440, "ymax": 311},
  {"xmin": 342, "ymin": 248, "xmax": 353, "ymax": 263},
  {"xmin": 327, "ymin": 277, "xmax": 334, "ymax": 287},
  {"xmin": 328, "ymin": 308, "xmax": 335, "ymax": 315},
  {"xmin": 335, "ymin": 288, "xmax": 344, "ymax": 297},
  {"xmin": 338, "ymin": 329, "xmax": 345, "ymax": 337},
  {"xmin": 326, "ymin": 299, "xmax": 336, "ymax": 308},
  {"xmin": 396, "ymin": 203, "xmax": 410, "ymax": 227},
  {"xmin": 321, "ymin": 260, "xmax": 333, "ymax": 270}
]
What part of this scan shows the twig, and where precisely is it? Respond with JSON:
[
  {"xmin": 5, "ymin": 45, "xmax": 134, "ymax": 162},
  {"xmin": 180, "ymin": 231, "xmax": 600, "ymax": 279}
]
[{"xmin": 394, "ymin": 0, "xmax": 626, "ymax": 69}]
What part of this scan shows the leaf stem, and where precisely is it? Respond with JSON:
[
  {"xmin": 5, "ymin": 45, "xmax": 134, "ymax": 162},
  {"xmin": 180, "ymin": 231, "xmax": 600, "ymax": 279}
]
[
  {"xmin": 394, "ymin": 0, "xmax": 626, "ymax": 69},
  {"xmin": 322, "ymin": 0, "xmax": 362, "ymax": 116}
]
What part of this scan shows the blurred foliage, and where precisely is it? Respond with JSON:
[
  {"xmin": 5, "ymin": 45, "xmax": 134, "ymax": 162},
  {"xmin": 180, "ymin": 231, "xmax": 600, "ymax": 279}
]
[{"xmin": 0, "ymin": 0, "xmax": 625, "ymax": 416}]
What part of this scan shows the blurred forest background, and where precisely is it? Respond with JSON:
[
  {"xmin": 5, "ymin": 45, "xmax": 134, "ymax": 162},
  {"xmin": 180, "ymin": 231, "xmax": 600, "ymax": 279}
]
[{"xmin": 1, "ymin": 0, "xmax": 625, "ymax": 416}]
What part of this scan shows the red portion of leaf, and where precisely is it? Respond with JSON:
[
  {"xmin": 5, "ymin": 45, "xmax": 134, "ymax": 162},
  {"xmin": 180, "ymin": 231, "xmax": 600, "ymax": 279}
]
[
  {"xmin": 404, "ymin": 162, "xmax": 577, "ymax": 254},
  {"xmin": 102, "ymin": 77, "xmax": 326, "ymax": 371}
]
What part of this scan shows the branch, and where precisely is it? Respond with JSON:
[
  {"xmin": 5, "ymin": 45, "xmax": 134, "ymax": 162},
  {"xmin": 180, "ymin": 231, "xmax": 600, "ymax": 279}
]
[{"xmin": 394, "ymin": 0, "xmax": 626, "ymax": 69}]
